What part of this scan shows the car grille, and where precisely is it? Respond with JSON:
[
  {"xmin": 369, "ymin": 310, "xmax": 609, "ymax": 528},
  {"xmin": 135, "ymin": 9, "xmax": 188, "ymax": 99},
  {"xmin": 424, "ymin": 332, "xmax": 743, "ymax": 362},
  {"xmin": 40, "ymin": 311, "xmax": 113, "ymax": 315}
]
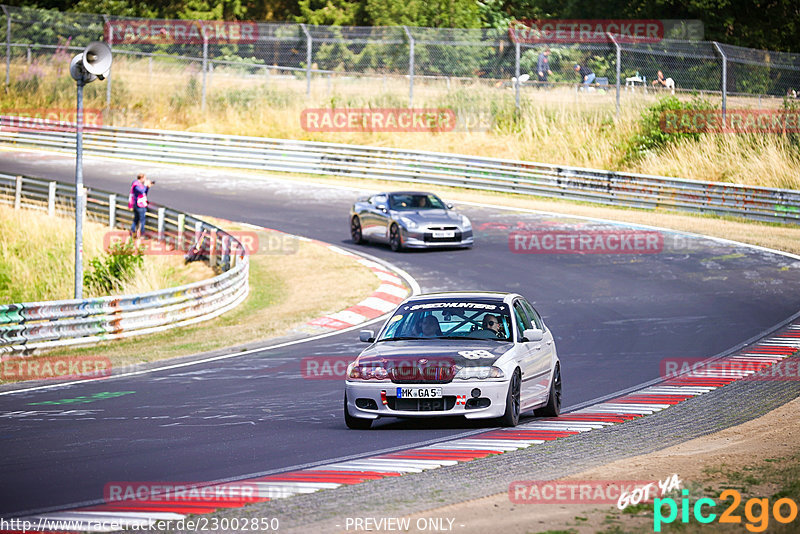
[
  {"xmin": 386, "ymin": 396, "xmax": 457, "ymax": 411},
  {"xmin": 389, "ymin": 363, "xmax": 455, "ymax": 384},
  {"xmin": 423, "ymin": 230, "xmax": 462, "ymax": 243}
]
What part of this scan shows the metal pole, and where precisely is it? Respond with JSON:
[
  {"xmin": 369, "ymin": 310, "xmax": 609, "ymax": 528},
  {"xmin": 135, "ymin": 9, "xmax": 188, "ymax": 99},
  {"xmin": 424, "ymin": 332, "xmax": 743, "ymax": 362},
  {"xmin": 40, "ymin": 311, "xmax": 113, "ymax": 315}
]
[
  {"xmin": 403, "ymin": 26, "xmax": 414, "ymax": 107},
  {"xmin": 75, "ymin": 79, "xmax": 85, "ymax": 299},
  {"xmin": 201, "ymin": 35, "xmax": 208, "ymax": 111},
  {"xmin": 103, "ymin": 15, "xmax": 112, "ymax": 115},
  {"xmin": 4, "ymin": 6, "xmax": 10, "ymax": 86},
  {"xmin": 300, "ymin": 24, "xmax": 311, "ymax": 97},
  {"xmin": 514, "ymin": 41, "xmax": 520, "ymax": 110},
  {"xmin": 713, "ymin": 42, "xmax": 727, "ymax": 127},
  {"xmin": 608, "ymin": 32, "xmax": 621, "ymax": 119}
]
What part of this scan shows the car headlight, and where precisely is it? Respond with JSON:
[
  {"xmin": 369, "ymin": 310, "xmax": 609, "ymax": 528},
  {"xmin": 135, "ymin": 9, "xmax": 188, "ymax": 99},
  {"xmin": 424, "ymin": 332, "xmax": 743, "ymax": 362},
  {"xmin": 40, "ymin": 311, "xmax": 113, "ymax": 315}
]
[
  {"xmin": 347, "ymin": 362, "xmax": 389, "ymax": 381},
  {"xmin": 399, "ymin": 216, "xmax": 418, "ymax": 229},
  {"xmin": 461, "ymin": 215, "xmax": 472, "ymax": 231},
  {"xmin": 453, "ymin": 365, "xmax": 504, "ymax": 380}
]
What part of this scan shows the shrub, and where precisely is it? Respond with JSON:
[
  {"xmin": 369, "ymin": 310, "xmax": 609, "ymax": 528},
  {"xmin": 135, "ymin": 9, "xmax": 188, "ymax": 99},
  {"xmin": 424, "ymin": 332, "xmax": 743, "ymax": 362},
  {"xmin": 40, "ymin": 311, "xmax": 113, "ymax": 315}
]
[
  {"xmin": 83, "ymin": 241, "xmax": 144, "ymax": 295},
  {"xmin": 622, "ymin": 96, "xmax": 717, "ymax": 163}
]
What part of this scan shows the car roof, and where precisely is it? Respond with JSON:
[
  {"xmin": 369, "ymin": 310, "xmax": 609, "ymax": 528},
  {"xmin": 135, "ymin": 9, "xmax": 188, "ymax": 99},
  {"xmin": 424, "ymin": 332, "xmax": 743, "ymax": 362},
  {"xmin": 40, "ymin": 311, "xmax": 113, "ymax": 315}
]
[
  {"xmin": 384, "ymin": 191, "xmax": 439, "ymax": 196},
  {"xmin": 405, "ymin": 291, "xmax": 521, "ymax": 303}
]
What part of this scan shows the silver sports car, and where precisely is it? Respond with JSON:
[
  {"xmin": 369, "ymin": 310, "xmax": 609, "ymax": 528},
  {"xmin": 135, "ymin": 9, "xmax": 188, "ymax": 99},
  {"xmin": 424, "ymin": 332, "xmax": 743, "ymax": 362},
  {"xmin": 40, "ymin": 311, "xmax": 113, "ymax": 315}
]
[
  {"xmin": 350, "ymin": 191, "xmax": 473, "ymax": 251},
  {"xmin": 344, "ymin": 291, "xmax": 561, "ymax": 429}
]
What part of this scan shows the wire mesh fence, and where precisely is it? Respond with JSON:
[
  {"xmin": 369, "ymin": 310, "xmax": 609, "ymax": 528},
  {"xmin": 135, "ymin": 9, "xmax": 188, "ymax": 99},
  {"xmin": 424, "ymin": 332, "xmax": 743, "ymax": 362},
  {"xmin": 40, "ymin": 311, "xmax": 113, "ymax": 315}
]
[{"xmin": 2, "ymin": 4, "xmax": 799, "ymax": 117}]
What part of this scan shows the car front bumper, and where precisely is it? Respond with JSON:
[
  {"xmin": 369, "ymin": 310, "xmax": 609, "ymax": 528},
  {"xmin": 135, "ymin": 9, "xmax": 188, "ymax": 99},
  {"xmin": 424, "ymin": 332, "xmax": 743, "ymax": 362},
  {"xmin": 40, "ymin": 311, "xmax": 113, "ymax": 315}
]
[
  {"xmin": 345, "ymin": 379, "xmax": 509, "ymax": 420},
  {"xmin": 401, "ymin": 228, "xmax": 473, "ymax": 248}
]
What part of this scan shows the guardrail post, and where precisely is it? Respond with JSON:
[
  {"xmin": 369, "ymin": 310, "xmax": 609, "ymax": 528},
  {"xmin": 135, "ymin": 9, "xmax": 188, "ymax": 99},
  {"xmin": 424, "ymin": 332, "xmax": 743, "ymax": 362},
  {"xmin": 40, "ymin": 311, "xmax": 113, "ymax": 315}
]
[
  {"xmin": 230, "ymin": 240, "xmax": 238, "ymax": 268},
  {"xmin": 713, "ymin": 42, "xmax": 727, "ymax": 127},
  {"xmin": 108, "ymin": 193, "xmax": 116, "ymax": 227},
  {"xmin": 48, "ymin": 181, "xmax": 56, "ymax": 216},
  {"xmin": 177, "ymin": 213, "xmax": 185, "ymax": 250},
  {"xmin": 403, "ymin": 26, "xmax": 414, "ymax": 107},
  {"xmin": 300, "ymin": 24, "xmax": 312, "ymax": 97},
  {"xmin": 3, "ymin": 6, "xmax": 10, "ymax": 86},
  {"xmin": 514, "ymin": 40, "xmax": 520, "ymax": 111},
  {"xmin": 209, "ymin": 229, "xmax": 217, "ymax": 269},
  {"xmin": 14, "ymin": 175, "xmax": 21, "ymax": 209},
  {"xmin": 157, "ymin": 207, "xmax": 165, "ymax": 241},
  {"xmin": 221, "ymin": 234, "xmax": 230, "ymax": 271},
  {"xmin": 194, "ymin": 221, "xmax": 203, "ymax": 244}
]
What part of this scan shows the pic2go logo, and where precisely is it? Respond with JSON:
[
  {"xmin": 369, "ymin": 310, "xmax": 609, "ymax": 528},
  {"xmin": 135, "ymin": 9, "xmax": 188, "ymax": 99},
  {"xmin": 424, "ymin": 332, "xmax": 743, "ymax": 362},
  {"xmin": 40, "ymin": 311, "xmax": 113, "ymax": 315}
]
[{"xmin": 654, "ymin": 489, "xmax": 799, "ymax": 532}]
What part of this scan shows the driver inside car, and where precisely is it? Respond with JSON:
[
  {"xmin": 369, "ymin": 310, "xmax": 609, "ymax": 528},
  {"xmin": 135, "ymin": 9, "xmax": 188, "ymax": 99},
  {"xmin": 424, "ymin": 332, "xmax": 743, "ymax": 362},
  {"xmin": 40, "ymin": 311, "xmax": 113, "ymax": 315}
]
[
  {"xmin": 482, "ymin": 314, "xmax": 505, "ymax": 338},
  {"xmin": 419, "ymin": 315, "xmax": 442, "ymax": 337}
]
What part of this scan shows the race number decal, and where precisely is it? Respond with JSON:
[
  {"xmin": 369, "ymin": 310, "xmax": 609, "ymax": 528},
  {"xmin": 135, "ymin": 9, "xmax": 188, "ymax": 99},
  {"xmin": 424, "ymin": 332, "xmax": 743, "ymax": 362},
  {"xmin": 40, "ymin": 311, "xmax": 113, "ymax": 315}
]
[{"xmin": 458, "ymin": 350, "xmax": 494, "ymax": 360}]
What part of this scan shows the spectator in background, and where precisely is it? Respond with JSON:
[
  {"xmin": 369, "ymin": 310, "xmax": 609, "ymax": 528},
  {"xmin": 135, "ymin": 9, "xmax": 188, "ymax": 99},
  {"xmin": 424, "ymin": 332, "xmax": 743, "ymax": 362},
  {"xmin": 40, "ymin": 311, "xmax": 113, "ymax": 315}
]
[
  {"xmin": 574, "ymin": 63, "xmax": 595, "ymax": 90},
  {"xmin": 537, "ymin": 48, "xmax": 553, "ymax": 87},
  {"xmin": 652, "ymin": 70, "xmax": 668, "ymax": 88},
  {"xmin": 128, "ymin": 173, "xmax": 153, "ymax": 245}
]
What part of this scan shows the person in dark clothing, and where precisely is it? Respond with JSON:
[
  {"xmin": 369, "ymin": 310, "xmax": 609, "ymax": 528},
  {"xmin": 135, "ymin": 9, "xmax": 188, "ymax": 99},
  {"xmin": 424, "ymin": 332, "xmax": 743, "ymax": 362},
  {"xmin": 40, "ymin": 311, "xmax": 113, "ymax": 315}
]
[
  {"xmin": 128, "ymin": 173, "xmax": 153, "ymax": 242},
  {"xmin": 574, "ymin": 63, "xmax": 595, "ymax": 90},
  {"xmin": 537, "ymin": 48, "xmax": 553, "ymax": 86}
]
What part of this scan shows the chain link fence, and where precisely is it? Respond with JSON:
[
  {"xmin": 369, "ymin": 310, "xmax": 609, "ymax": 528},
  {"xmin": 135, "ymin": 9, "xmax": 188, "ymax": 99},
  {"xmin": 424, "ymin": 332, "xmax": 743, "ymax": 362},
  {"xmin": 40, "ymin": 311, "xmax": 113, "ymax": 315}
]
[{"xmin": 2, "ymin": 5, "xmax": 799, "ymax": 117}]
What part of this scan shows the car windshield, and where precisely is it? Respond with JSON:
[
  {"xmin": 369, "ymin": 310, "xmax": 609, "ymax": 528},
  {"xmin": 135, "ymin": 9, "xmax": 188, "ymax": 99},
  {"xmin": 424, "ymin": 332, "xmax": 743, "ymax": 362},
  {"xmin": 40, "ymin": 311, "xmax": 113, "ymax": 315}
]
[
  {"xmin": 377, "ymin": 299, "xmax": 512, "ymax": 342},
  {"xmin": 389, "ymin": 193, "xmax": 446, "ymax": 211}
]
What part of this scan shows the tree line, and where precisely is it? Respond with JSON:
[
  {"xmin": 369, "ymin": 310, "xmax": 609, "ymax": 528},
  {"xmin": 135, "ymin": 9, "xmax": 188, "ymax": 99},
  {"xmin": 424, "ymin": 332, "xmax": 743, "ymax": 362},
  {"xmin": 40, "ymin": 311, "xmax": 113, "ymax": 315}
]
[{"xmin": 4, "ymin": 0, "xmax": 798, "ymax": 52}]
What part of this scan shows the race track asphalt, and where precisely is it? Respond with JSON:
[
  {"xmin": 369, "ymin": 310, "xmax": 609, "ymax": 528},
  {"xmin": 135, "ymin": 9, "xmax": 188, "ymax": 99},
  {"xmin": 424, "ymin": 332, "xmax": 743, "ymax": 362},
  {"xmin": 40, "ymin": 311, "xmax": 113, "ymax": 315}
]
[{"xmin": 2, "ymin": 150, "xmax": 799, "ymax": 516}]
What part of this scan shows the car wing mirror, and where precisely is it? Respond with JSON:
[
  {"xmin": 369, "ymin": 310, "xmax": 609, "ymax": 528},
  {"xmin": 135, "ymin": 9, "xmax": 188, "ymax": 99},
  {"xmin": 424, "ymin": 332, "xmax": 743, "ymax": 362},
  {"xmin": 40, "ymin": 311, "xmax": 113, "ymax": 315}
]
[
  {"xmin": 359, "ymin": 329, "xmax": 375, "ymax": 342},
  {"xmin": 376, "ymin": 204, "xmax": 388, "ymax": 212},
  {"xmin": 446, "ymin": 202, "xmax": 454, "ymax": 209},
  {"xmin": 522, "ymin": 328, "xmax": 544, "ymax": 342}
]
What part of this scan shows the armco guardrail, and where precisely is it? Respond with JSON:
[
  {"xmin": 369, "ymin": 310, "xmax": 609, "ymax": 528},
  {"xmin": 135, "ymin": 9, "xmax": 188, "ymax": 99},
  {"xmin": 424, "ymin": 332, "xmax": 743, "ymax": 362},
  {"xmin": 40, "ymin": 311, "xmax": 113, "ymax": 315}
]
[
  {"xmin": 0, "ymin": 173, "xmax": 249, "ymax": 354},
  {"xmin": 1, "ymin": 117, "xmax": 799, "ymax": 224}
]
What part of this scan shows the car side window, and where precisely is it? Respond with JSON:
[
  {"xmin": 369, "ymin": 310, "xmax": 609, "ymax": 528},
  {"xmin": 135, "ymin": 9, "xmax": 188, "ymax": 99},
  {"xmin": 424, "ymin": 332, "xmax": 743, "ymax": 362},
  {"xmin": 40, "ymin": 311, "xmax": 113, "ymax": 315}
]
[
  {"xmin": 370, "ymin": 194, "xmax": 387, "ymax": 206},
  {"xmin": 512, "ymin": 301, "xmax": 532, "ymax": 338},
  {"xmin": 521, "ymin": 300, "xmax": 544, "ymax": 330}
]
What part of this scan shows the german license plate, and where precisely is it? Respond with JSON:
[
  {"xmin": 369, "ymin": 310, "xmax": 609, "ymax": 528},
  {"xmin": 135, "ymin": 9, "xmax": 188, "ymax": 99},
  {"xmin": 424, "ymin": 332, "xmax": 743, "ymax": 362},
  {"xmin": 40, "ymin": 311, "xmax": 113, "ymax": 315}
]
[
  {"xmin": 432, "ymin": 231, "xmax": 455, "ymax": 238},
  {"xmin": 396, "ymin": 387, "xmax": 442, "ymax": 399}
]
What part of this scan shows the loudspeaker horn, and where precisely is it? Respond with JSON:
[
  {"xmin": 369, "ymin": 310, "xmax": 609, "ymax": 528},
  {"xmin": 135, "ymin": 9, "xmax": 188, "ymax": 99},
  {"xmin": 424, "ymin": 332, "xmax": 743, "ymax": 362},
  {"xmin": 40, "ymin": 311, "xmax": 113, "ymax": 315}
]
[{"xmin": 83, "ymin": 41, "xmax": 112, "ymax": 79}]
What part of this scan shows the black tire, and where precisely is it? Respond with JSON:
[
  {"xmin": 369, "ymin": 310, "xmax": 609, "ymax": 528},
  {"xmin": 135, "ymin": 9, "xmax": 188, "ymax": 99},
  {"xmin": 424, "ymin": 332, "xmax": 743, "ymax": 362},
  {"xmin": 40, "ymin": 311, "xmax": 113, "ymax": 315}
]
[
  {"xmin": 389, "ymin": 224, "xmax": 403, "ymax": 252},
  {"xmin": 499, "ymin": 369, "xmax": 521, "ymax": 427},
  {"xmin": 350, "ymin": 216, "xmax": 363, "ymax": 244},
  {"xmin": 535, "ymin": 364, "xmax": 561, "ymax": 418},
  {"xmin": 344, "ymin": 394, "xmax": 372, "ymax": 430}
]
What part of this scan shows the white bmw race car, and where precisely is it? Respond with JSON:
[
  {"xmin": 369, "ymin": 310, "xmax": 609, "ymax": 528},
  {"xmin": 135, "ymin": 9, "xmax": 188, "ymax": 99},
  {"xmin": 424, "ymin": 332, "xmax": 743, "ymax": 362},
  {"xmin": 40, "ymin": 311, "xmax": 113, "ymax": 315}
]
[{"xmin": 344, "ymin": 291, "xmax": 561, "ymax": 429}]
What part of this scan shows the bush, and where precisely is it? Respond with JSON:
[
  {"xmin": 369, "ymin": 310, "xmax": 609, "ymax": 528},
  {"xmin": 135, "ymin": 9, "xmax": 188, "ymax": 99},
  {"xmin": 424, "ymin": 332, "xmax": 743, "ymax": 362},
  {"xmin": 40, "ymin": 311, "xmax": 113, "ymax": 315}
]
[
  {"xmin": 83, "ymin": 241, "xmax": 144, "ymax": 295},
  {"xmin": 781, "ymin": 97, "xmax": 800, "ymax": 149},
  {"xmin": 622, "ymin": 96, "xmax": 717, "ymax": 163}
]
